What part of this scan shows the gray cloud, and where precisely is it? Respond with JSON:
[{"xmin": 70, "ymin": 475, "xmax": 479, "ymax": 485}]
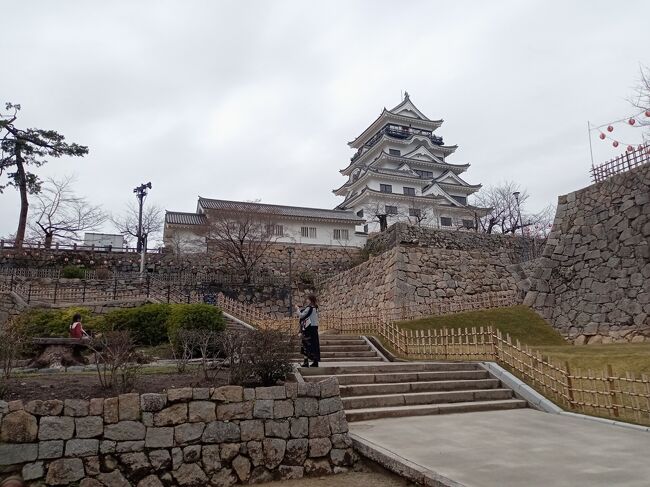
[{"xmin": 1, "ymin": 0, "xmax": 649, "ymax": 241}]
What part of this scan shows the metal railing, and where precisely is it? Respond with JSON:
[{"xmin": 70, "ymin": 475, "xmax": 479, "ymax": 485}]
[{"xmin": 0, "ymin": 240, "xmax": 164, "ymax": 254}]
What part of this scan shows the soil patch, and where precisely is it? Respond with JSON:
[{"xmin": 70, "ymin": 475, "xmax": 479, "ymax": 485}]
[
  {"xmin": 263, "ymin": 461, "xmax": 416, "ymax": 486},
  {"xmin": 3, "ymin": 370, "xmax": 228, "ymax": 402}
]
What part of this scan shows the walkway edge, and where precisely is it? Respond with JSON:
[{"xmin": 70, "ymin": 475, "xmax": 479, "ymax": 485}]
[
  {"xmin": 481, "ymin": 361, "xmax": 650, "ymax": 433},
  {"xmin": 350, "ymin": 432, "xmax": 466, "ymax": 487}
]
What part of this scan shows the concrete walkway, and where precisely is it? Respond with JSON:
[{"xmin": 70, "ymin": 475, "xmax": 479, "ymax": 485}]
[{"xmin": 350, "ymin": 409, "xmax": 650, "ymax": 487}]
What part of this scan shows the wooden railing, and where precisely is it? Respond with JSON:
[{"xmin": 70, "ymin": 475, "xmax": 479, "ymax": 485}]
[{"xmin": 590, "ymin": 144, "xmax": 649, "ymax": 183}]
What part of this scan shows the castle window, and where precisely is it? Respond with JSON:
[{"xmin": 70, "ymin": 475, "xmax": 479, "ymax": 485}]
[
  {"xmin": 380, "ymin": 184, "xmax": 393, "ymax": 193},
  {"xmin": 333, "ymin": 229, "xmax": 349, "ymax": 240},
  {"xmin": 451, "ymin": 195, "xmax": 467, "ymax": 205},
  {"xmin": 301, "ymin": 226, "xmax": 317, "ymax": 238},
  {"xmin": 364, "ymin": 224, "xmax": 369, "ymax": 233},
  {"xmin": 385, "ymin": 205, "xmax": 398, "ymax": 215},
  {"xmin": 356, "ymin": 209, "xmax": 364, "ymax": 217},
  {"xmin": 389, "ymin": 149, "xmax": 401, "ymax": 156},
  {"xmin": 440, "ymin": 217, "xmax": 452, "ymax": 227},
  {"xmin": 266, "ymin": 224, "xmax": 284, "ymax": 236},
  {"xmin": 414, "ymin": 170, "xmax": 434, "ymax": 179},
  {"xmin": 462, "ymin": 219, "xmax": 475, "ymax": 229},
  {"xmin": 409, "ymin": 208, "xmax": 421, "ymax": 217},
  {"xmin": 403, "ymin": 187, "xmax": 416, "ymax": 196}
]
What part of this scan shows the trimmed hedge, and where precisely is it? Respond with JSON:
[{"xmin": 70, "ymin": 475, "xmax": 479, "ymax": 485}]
[
  {"xmin": 98, "ymin": 304, "xmax": 172, "ymax": 346},
  {"xmin": 61, "ymin": 265, "xmax": 85, "ymax": 279},
  {"xmin": 13, "ymin": 307, "xmax": 99, "ymax": 338},
  {"xmin": 167, "ymin": 303, "xmax": 226, "ymax": 343}
]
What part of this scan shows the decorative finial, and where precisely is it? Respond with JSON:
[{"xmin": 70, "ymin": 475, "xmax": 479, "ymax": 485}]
[{"xmin": 404, "ymin": 90, "xmax": 409, "ymax": 100}]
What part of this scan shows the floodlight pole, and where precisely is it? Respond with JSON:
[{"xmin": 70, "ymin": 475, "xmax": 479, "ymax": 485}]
[
  {"xmin": 134, "ymin": 182, "xmax": 152, "ymax": 275},
  {"xmin": 287, "ymin": 247, "xmax": 294, "ymax": 317}
]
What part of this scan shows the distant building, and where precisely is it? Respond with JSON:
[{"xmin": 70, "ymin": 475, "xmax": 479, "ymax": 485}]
[
  {"xmin": 164, "ymin": 197, "xmax": 366, "ymax": 251},
  {"xmin": 334, "ymin": 93, "xmax": 489, "ymax": 233},
  {"xmin": 83, "ymin": 232, "xmax": 125, "ymax": 249}
]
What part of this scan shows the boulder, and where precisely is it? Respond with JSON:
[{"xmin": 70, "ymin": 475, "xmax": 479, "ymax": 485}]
[{"xmin": 1, "ymin": 410, "xmax": 38, "ymax": 442}]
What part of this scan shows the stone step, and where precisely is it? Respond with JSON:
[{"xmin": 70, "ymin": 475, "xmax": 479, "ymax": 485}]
[
  {"xmin": 304, "ymin": 369, "xmax": 489, "ymax": 384},
  {"xmin": 318, "ymin": 345, "xmax": 374, "ymax": 352},
  {"xmin": 320, "ymin": 357, "xmax": 384, "ymax": 362},
  {"xmin": 320, "ymin": 351, "xmax": 379, "ymax": 358},
  {"xmin": 319, "ymin": 335, "xmax": 365, "ymax": 340},
  {"xmin": 319, "ymin": 339, "xmax": 367, "ymax": 345},
  {"xmin": 342, "ymin": 388, "xmax": 514, "ymax": 409},
  {"xmin": 299, "ymin": 361, "xmax": 482, "ymax": 377},
  {"xmin": 339, "ymin": 378, "xmax": 501, "ymax": 397},
  {"xmin": 345, "ymin": 398, "xmax": 527, "ymax": 422}
]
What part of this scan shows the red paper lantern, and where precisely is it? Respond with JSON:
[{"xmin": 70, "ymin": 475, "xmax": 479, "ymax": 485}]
[
  {"xmin": 627, "ymin": 145, "xmax": 634, "ymax": 152},
  {"xmin": 607, "ymin": 125, "xmax": 614, "ymax": 132},
  {"xmin": 629, "ymin": 118, "xmax": 636, "ymax": 125},
  {"xmin": 645, "ymin": 110, "xmax": 650, "ymax": 117},
  {"xmin": 613, "ymin": 141, "xmax": 619, "ymax": 147},
  {"xmin": 599, "ymin": 133, "xmax": 606, "ymax": 140}
]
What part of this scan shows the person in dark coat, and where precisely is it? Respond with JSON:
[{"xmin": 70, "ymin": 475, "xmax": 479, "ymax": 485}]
[{"xmin": 296, "ymin": 294, "xmax": 320, "ymax": 368}]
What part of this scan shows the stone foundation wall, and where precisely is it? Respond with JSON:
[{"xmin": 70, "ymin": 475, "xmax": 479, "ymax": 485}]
[
  {"xmin": 0, "ymin": 380, "xmax": 355, "ymax": 486},
  {"xmin": 525, "ymin": 164, "xmax": 650, "ymax": 344},
  {"xmin": 0, "ymin": 291, "xmax": 28, "ymax": 328},
  {"xmin": 319, "ymin": 227, "xmax": 526, "ymax": 313}
]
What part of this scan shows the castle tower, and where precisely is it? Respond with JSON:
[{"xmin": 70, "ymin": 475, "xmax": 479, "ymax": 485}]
[{"xmin": 334, "ymin": 93, "xmax": 488, "ymax": 233}]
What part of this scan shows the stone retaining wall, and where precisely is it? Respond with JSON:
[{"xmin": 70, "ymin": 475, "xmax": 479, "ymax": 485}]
[
  {"xmin": 0, "ymin": 291, "xmax": 27, "ymax": 328},
  {"xmin": 0, "ymin": 380, "xmax": 355, "ymax": 486},
  {"xmin": 525, "ymin": 164, "xmax": 650, "ymax": 344}
]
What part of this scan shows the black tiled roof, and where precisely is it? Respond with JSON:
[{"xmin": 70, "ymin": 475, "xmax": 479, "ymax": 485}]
[{"xmin": 165, "ymin": 212, "xmax": 208, "ymax": 225}]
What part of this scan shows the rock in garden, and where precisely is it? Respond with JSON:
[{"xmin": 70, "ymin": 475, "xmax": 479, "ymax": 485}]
[
  {"xmin": 253, "ymin": 399, "xmax": 274, "ymax": 419},
  {"xmin": 1, "ymin": 410, "xmax": 38, "ymax": 442},
  {"xmin": 328, "ymin": 410, "xmax": 349, "ymax": 434},
  {"xmin": 89, "ymin": 398, "xmax": 104, "ymax": 416},
  {"xmin": 116, "ymin": 440, "xmax": 145, "ymax": 453},
  {"xmin": 318, "ymin": 397, "xmax": 343, "ymax": 415},
  {"xmin": 265, "ymin": 419, "xmax": 290, "ymax": 439},
  {"xmin": 247, "ymin": 440, "xmax": 264, "ymax": 467},
  {"xmin": 22, "ymin": 461, "xmax": 44, "ymax": 481},
  {"xmin": 294, "ymin": 398, "xmax": 318, "ymax": 417},
  {"xmin": 273, "ymin": 400, "xmax": 294, "ymax": 419},
  {"xmin": 103, "ymin": 397, "xmax": 119, "ymax": 424},
  {"xmin": 255, "ymin": 386, "xmax": 286, "ymax": 400},
  {"xmin": 249, "ymin": 466, "xmax": 274, "ymax": 484},
  {"xmin": 120, "ymin": 451, "xmax": 151, "ymax": 477}
]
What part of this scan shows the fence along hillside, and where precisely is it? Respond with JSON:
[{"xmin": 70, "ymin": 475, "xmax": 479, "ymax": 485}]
[{"xmin": 590, "ymin": 143, "xmax": 649, "ymax": 183}]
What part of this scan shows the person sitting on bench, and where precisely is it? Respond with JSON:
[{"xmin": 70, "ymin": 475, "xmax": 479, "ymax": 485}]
[{"xmin": 69, "ymin": 314, "xmax": 90, "ymax": 339}]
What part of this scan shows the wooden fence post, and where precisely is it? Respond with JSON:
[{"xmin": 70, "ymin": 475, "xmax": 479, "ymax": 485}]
[
  {"xmin": 606, "ymin": 364, "xmax": 619, "ymax": 418},
  {"xmin": 82, "ymin": 280, "xmax": 87, "ymax": 302},
  {"xmin": 564, "ymin": 361, "xmax": 575, "ymax": 409},
  {"xmin": 53, "ymin": 279, "xmax": 59, "ymax": 304}
]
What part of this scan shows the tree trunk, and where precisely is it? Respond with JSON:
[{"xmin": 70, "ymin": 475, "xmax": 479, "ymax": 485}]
[
  {"xmin": 13, "ymin": 143, "xmax": 28, "ymax": 248},
  {"xmin": 44, "ymin": 232, "xmax": 53, "ymax": 249}
]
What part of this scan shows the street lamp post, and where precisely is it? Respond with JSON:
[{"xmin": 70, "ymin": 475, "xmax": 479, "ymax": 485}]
[
  {"xmin": 134, "ymin": 182, "xmax": 152, "ymax": 275},
  {"xmin": 513, "ymin": 191, "xmax": 526, "ymax": 260},
  {"xmin": 287, "ymin": 247, "xmax": 294, "ymax": 317}
]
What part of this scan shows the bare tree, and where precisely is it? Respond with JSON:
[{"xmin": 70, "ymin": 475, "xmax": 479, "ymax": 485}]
[
  {"xmin": 1, "ymin": 103, "xmax": 88, "ymax": 247},
  {"xmin": 111, "ymin": 201, "xmax": 164, "ymax": 247},
  {"xmin": 402, "ymin": 197, "xmax": 437, "ymax": 227},
  {"xmin": 207, "ymin": 207, "xmax": 280, "ymax": 283},
  {"xmin": 630, "ymin": 65, "xmax": 650, "ymax": 136},
  {"xmin": 472, "ymin": 181, "xmax": 553, "ymax": 235},
  {"xmin": 28, "ymin": 176, "xmax": 107, "ymax": 248}
]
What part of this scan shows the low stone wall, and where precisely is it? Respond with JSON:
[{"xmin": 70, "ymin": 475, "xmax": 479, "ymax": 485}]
[
  {"xmin": 525, "ymin": 164, "xmax": 650, "ymax": 343},
  {"xmin": 0, "ymin": 291, "xmax": 27, "ymax": 328},
  {"xmin": 0, "ymin": 380, "xmax": 355, "ymax": 486}
]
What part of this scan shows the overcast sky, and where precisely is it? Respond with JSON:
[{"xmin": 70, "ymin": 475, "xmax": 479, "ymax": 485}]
[{"xmin": 1, "ymin": 0, "xmax": 649, "ymax": 242}]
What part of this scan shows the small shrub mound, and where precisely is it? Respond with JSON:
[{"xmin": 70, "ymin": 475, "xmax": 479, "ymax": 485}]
[
  {"xmin": 98, "ymin": 304, "xmax": 171, "ymax": 346},
  {"xmin": 13, "ymin": 306, "xmax": 98, "ymax": 338},
  {"xmin": 61, "ymin": 265, "xmax": 85, "ymax": 279},
  {"xmin": 167, "ymin": 303, "xmax": 226, "ymax": 344}
]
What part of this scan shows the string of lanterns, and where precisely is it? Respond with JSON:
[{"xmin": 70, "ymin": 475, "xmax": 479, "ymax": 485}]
[{"xmin": 591, "ymin": 109, "xmax": 650, "ymax": 152}]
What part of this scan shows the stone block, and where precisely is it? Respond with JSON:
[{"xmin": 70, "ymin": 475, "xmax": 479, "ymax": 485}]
[
  {"xmin": 250, "ymin": 465, "xmax": 274, "ymax": 484},
  {"xmin": 255, "ymin": 386, "xmax": 286, "ymax": 400},
  {"xmin": 45, "ymin": 458, "xmax": 85, "ymax": 485},
  {"xmin": 189, "ymin": 401, "xmax": 216, "ymax": 422},
  {"xmin": 202, "ymin": 444, "xmax": 222, "ymax": 473},
  {"xmin": 273, "ymin": 399, "xmax": 294, "ymax": 418},
  {"xmin": 232, "ymin": 454, "xmax": 251, "ymax": 482},
  {"xmin": 247, "ymin": 440, "xmax": 264, "ymax": 467},
  {"xmin": 328, "ymin": 410, "xmax": 349, "ymax": 434},
  {"xmin": 193, "ymin": 388, "xmax": 210, "ymax": 400},
  {"xmin": 210, "ymin": 467, "xmax": 238, "ymax": 486},
  {"xmin": 309, "ymin": 437, "xmax": 331, "ymax": 457},
  {"xmin": 167, "ymin": 387, "xmax": 193, "ymax": 403},
  {"xmin": 64, "ymin": 399, "xmax": 89, "ymax": 417},
  {"xmin": 304, "ymin": 458, "xmax": 332, "ymax": 476},
  {"xmin": 119, "ymin": 393, "xmax": 140, "ymax": 420},
  {"xmin": 265, "ymin": 419, "xmax": 290, "ymax": 439},
  {"xmin": 39, "ymin": 416, "xmax": 75, "ymax": 440},
  {"xmin": 39, "ymin": 440, "xmax": 64, "ymax": 459},
  {"xmin": 154, "ymin": 403, "xmax": 188, "ymax": 426},
  {"xmin": 297, "ymin": 382, "xmax": 320, "ymax": 397},
  {"xmin": 285, "ymin": 382, "xmax": 298, "ymax": 399},
  {"xmin": 319, "ymin": 377, "xmax": 339, "ymax": 398},
  {"xmin": 243, "ymin": 388, "xmax": 255, "ymax": 401},
  {"xmin": 263, "ymin": 438, "xmax": 286, "ymax": 469},
  {"xmin": 22, "ymin": 461, "xmax": 44, "ymax": 480},
  {"xmin": 220, "ymin": 442, "xmax": 240, "ymax": 462},
  {"xmin": 290, "ymin": 417, "xmax": 308, "ymax": 438},
  {"xmin": 99, "ymin": 440, "xmax": 116, "ymax": 454},
  {"xmin": 294, "ymin": 397, "xmax": 318, "ymax": 417},
  {"xmin": 89, "ymin": 398, "xmax": 104, "ymax": 416},
  {"xmin": 278, "ymin": 465, "xmax": 304, "ymax": 480},
  {"xmin": 104, "ymin": 420, "xmax": 146, "ymax": 441},
  {"xmin": 115, "ymin": 440, "xmax": 145, "ymax": 453},
  {"xmin": 308, "ymin": 416, "xmax": 330, "ymax": 438},
  {"xmin": 84, "ymin": 455, "xmax": 100, "ymax": 476},
  {"xmin": 331, "ymin": 433, "xmax": 352, "ymax": 449},
  {"xmin": 104, "ymin": 397, "xmax": 119, "ymax": 424},
  {"xmin": 217, "ymin": 401, "xmax": 253, "ymax": 420},
  {"xmin": 24, "ymin": 399, "xmax": 63, "ymax": 416},
  {"xmin": 319, "ymin": 397, "xmax": 343, "ymax": 415},
  {"xmin": 0, "ymin": 442, "xmax": 38, "ymax": 465},
  {"xmin": 142, "ymin": 412, "xmax": 154, "ymax": 427},
  {"xmin": 141, "ymin": 393, "xmax": 167, "ymax": 412},
  {"xmin": 149, "ymin": 449, "xmax": 172, "ymax": 470},
  {"xmin": 80, "ymin": 478, "xmax": 104, "ymax": 487},
  {"xmin": 240, "ymin": 419, "xmax": 264, "ymax": 441},
  {"xmin": 137, "ymin": 474, "xmax": 164, "ymax": 487},
  {"xmin": 65, "ymin": 438, "xmax": 99, "ymax": 457},
  {"xmin": 211, "ymin": 385, "xmax": 243, "ymax": 403},
  {"xmin": 172, "ymin": 462, "xmax": 208, "ymax": 485},
  {"xmin": 183, "ymin": 444, "xmax": 202, "ymax": 463},
  {"xmin": 75, "ymin": 416, "xmax": 103, "ymax": 438},
  {"xmin": 174, "ymin": 422, "xmax": 205, "ymax": 445},
  {"xmin": 145, "ymin": 427, "xmax": 174, "ymax": 448},
  {"xmin": 1, "ymin": 410, "xmax": 38, "ymax": 442},
  {"xmin": 8, "ymin": 400, "xmax": 23, "ymax": 411},
  {"xmin": 253, "ymin": 399, "xmax": 274, "ymax": 419},
  {"xmin": 284, "ymin": 438, "xmax": 308, "ymax": 466},
  {"xmin": 202, "ymin": 420, "xmax": 241, "ymax": 443},
  {"xmin": 96, "ymin": 470, "xmax": 130, "ymax": 487}
]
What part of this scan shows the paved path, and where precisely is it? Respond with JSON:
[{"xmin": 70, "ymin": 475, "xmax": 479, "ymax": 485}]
[{"xmin": 350, "ymin": 409, "xmax": 650, "ymax": 487}]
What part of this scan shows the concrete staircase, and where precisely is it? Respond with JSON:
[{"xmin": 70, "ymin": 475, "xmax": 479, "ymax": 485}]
[
  {"xmin": 301, "ymin": 361, "xmax": 526, "ymax": 421},
  {"xmin": 317, "ymin": 335, "xmax": 384, "ymax": 363}
]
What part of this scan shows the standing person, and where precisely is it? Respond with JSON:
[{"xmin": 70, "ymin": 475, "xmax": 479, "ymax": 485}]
[
  {"xmin": 69, "ymin": 313, "xmax": 90, "ymax": 339},
  {"xmin": 296, "ymin": 294, "xmax": 320, "ymax": 368}
]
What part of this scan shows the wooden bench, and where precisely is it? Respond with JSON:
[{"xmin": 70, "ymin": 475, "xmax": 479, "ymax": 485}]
[{"xmin": 30, "ymin": 337, "xmax": 92, "ymax": 368}]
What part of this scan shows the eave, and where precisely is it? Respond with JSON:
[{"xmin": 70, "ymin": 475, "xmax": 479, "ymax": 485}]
[{"xmin": 348, "ymin": 110, "xmax": 443, "ymax": 149}]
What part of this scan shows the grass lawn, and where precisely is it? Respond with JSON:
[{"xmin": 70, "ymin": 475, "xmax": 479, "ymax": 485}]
[
  {"xmin": 396, "ymin": 305, "xmax": 568, "ymax": 347},
  {"xmin": 396, "ymin": 305, "xmax": 650, "ymax": 377}
]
